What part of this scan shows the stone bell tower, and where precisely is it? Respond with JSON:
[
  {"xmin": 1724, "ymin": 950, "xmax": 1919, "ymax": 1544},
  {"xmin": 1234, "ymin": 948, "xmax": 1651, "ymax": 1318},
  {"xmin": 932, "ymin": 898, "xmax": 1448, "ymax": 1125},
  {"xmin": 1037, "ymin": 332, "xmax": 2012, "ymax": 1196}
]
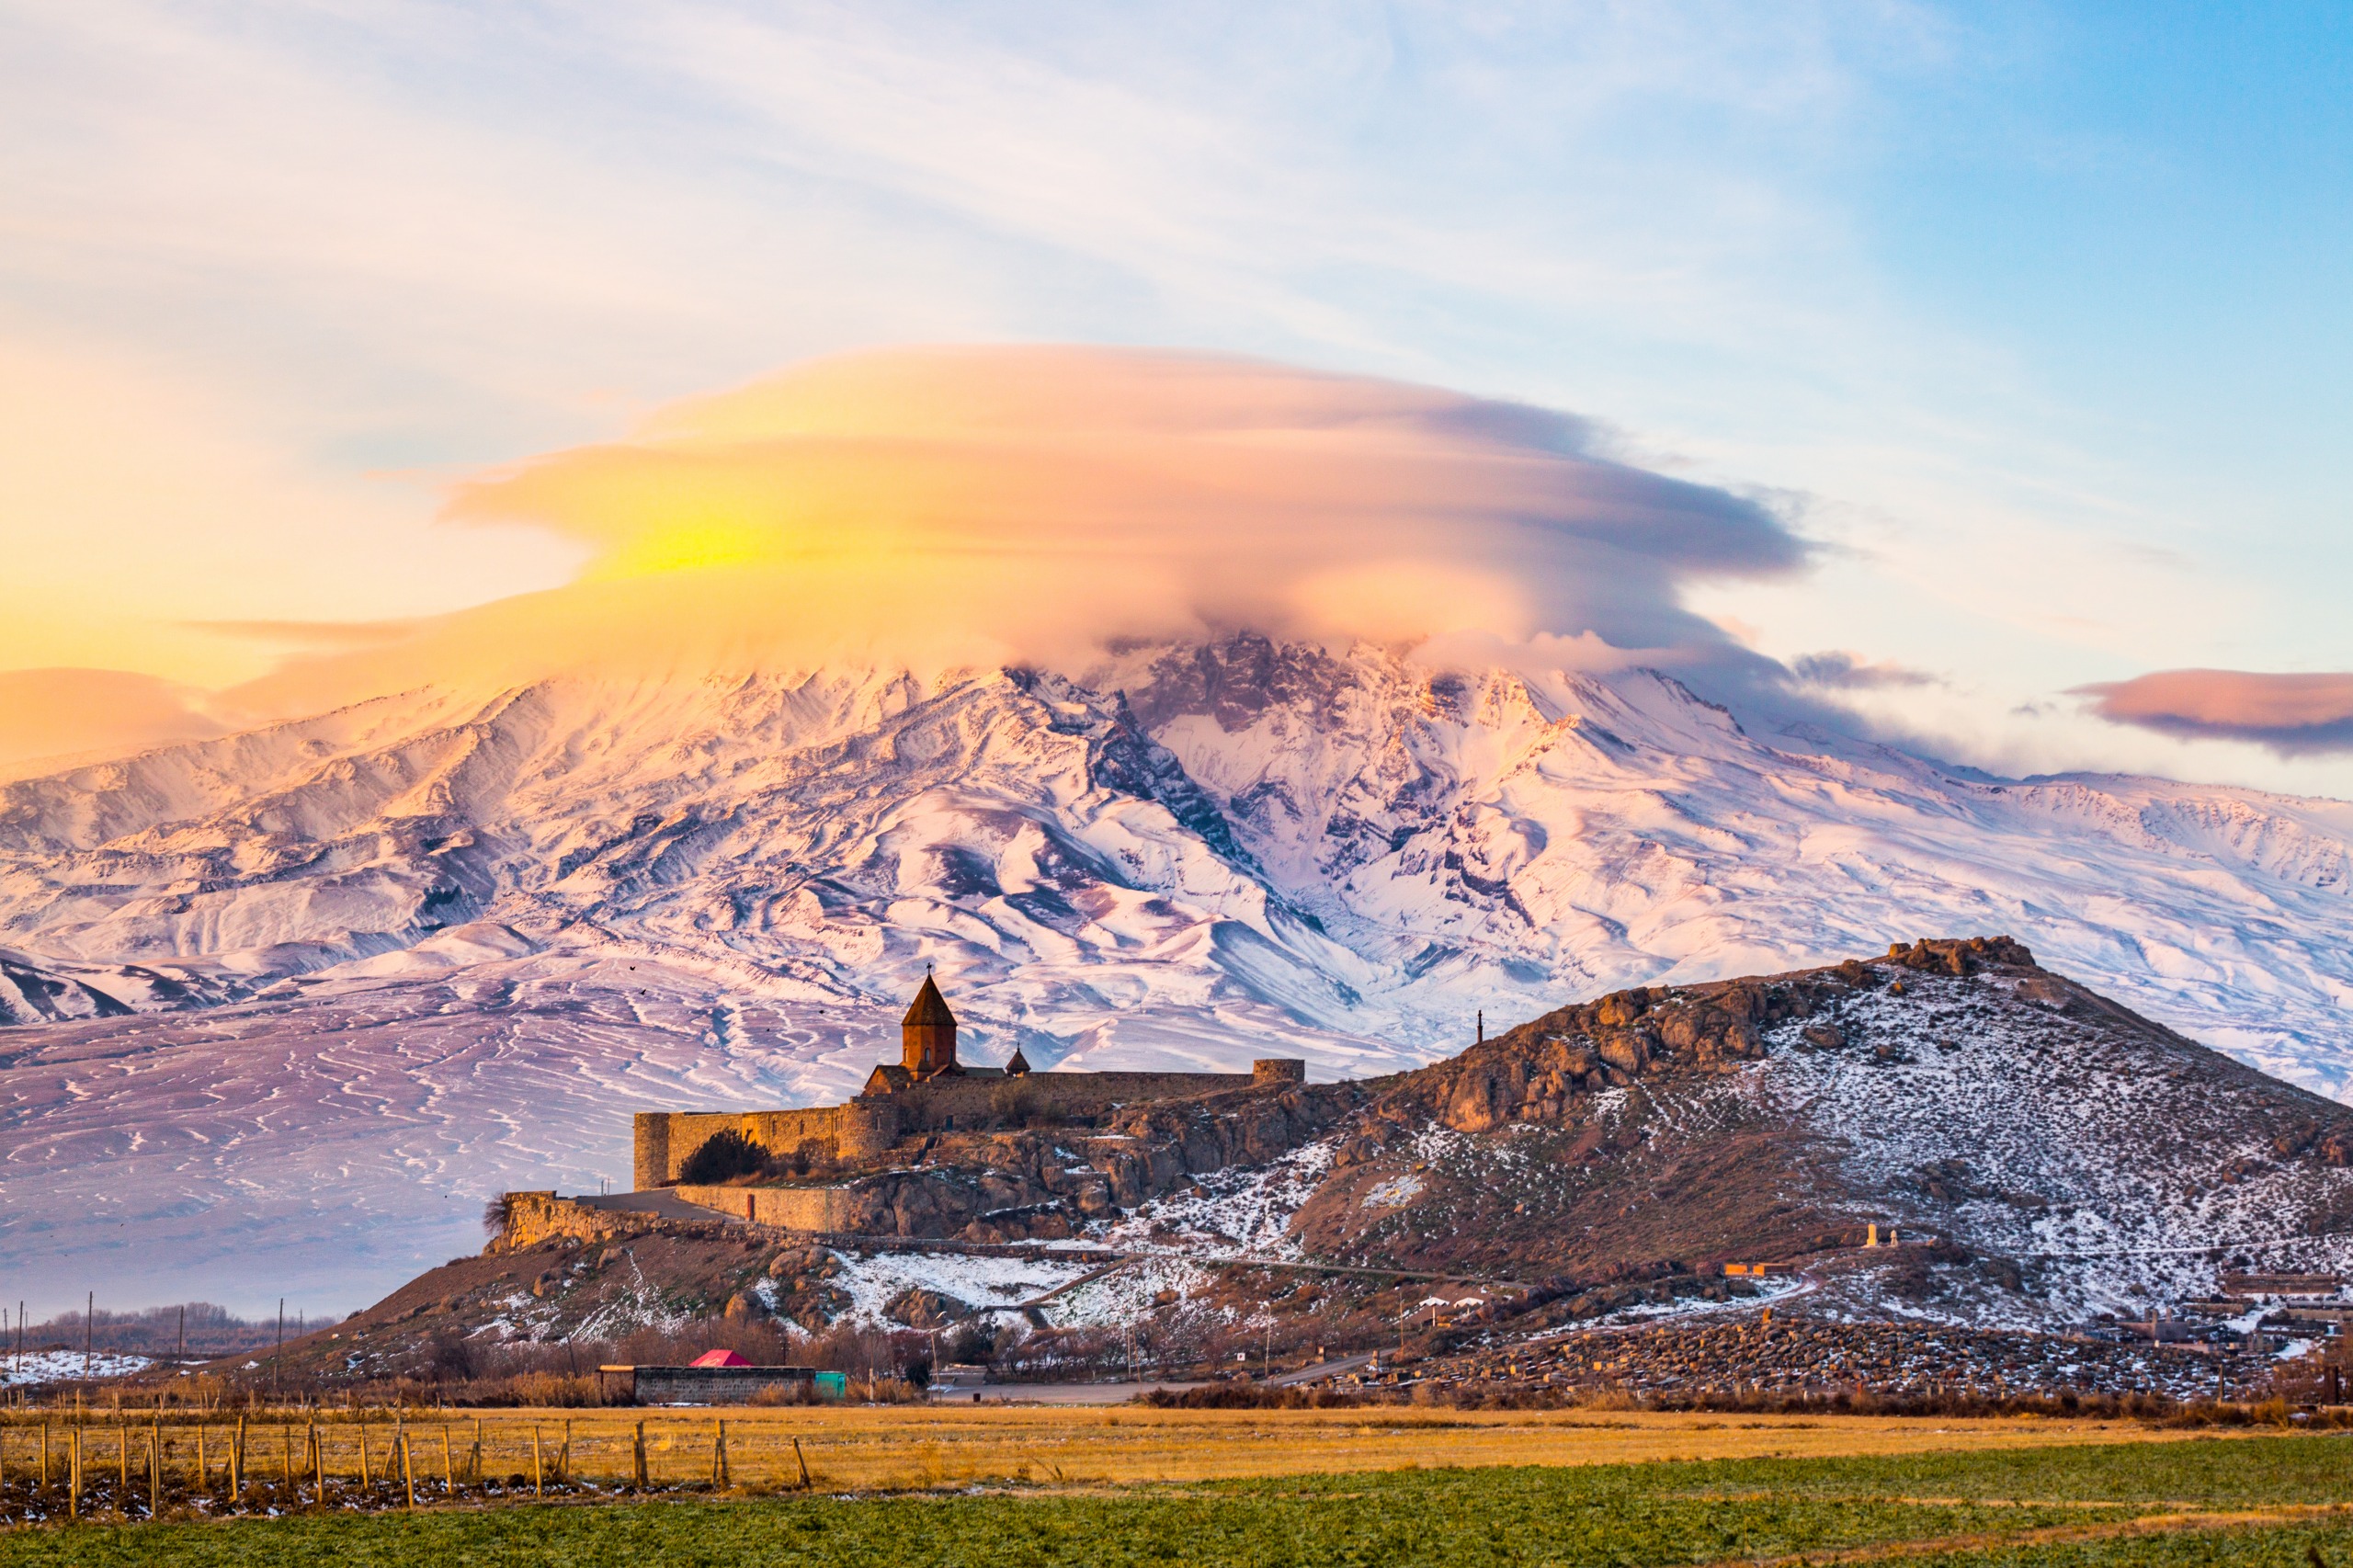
[{"xmin": 901, "ymin": 971, "xmax": 958, "ymax": 1077}]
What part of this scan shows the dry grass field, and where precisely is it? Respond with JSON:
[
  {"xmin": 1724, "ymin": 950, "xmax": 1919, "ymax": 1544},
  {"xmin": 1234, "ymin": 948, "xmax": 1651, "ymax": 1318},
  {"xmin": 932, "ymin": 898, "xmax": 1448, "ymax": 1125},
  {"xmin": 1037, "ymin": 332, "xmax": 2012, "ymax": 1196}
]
[
  {"xmin": 0, "ymin": 1401, "xmax": 2248, "ymax": 1506},
  {"xmin": 672, "ymin": 1403, "xmax": 2261, "ymax": 1490}
]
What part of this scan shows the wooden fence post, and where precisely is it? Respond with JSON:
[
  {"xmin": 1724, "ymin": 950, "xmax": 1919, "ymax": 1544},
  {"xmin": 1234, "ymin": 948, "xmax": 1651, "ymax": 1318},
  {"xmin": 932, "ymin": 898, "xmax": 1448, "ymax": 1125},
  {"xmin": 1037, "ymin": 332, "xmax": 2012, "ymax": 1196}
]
[
  {"xmin": 40, "ymin": 1420, "xmax": 50, "ymax": 1491},
  {"xmin": 401, "ymin": 1433, "xmax": 415, "ymax": 1510},
  {"xmin": 117, "ymin": 1420, "xmax": 129, "ymax": 1514},
  {"xmin": 358, "ymin": 1422, "xmax": 371, "ymax": 1490},
  {"xmin": 472, "ymin": 1417, "xmax": 483, "ymax": 1484},
  {"xmin": 712, "ymin": 1419, "xmax": 727, "ymax": 1491},
  {"xmin": 70, "ymin": 1426, "xmax": 81, "ymax": 1521},
  {"xmin": 441, "ymin": 1425, "xmax": 454, "ymax": 1495},
  {"xmin": 231, "ymin": 1415, "xmax": 245, "ymax": 1506},
  {"xmin": 193, "ymin": 1424, "xmax": 203, "ymax": 1494},
  {"xmin": 794, "ymin": 1435, "xmax": 812, "ymax": 1491},
  {"xmin": 632, "ymin": 1420, "xmax": 648, "ymax": 1490},
  {"xmin": 532, "ymin": 1425, "xmax": 544, "ymax": 1498},
  {"xmin": 149, "ymin": 1424, "xmax": 160, "ymax": 1517},
  {"xmin": 561, "ymin": 1418, "xmax": 572, "ymax": 1486}
]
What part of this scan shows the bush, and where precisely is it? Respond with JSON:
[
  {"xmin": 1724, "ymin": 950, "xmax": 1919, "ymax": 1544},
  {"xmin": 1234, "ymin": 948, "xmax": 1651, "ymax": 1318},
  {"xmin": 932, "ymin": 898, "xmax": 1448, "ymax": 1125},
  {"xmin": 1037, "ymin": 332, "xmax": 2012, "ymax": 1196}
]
[{"xmin": 679, "ymin": 1130, "xmax": 767, "ymax": 1184}]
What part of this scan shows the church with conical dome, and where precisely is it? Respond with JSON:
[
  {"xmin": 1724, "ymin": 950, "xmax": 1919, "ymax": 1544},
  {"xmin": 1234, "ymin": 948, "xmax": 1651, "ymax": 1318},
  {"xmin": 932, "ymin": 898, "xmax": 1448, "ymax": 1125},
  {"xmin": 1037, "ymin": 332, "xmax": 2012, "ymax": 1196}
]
[
  {"xmin": 857, "ymin": 970, "xmax": 1030, "ymax": 1096},
  {"xmin": 631, "ymin": 973, "xmax": 1303, "ymax": 1193}
]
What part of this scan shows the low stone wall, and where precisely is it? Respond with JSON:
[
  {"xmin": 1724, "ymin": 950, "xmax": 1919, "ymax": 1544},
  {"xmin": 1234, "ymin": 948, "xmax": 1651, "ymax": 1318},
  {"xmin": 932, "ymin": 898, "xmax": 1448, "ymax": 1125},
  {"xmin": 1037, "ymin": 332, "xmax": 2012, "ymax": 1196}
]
[
  {"xmin": 500, "ymin": 1191, "xmax": 648, "ymax": 1250},
  {"xmin": 601, "ymin": 1364, "xmax": 842, "ymax": 1405},
  {"xmin": 671, "ymin": 1183, "xmax": 862, "ymax": 1231}
]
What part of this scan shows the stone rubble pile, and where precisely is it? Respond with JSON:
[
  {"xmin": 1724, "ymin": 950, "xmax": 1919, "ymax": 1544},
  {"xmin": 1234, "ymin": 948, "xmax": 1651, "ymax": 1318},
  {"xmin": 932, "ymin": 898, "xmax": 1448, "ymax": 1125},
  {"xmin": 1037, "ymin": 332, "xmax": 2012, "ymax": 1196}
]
[{"xmin": 1346, "ymin": 1316, "xmax": 2271, "ymax": 1403}]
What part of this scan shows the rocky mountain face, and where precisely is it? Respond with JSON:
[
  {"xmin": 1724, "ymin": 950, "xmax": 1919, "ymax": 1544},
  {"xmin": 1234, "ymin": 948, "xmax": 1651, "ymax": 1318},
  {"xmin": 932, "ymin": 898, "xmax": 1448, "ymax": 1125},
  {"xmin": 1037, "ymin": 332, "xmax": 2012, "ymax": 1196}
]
[{"xmin": 5, "ymin": 637, "xmax": 2353, "ymax": 1313}]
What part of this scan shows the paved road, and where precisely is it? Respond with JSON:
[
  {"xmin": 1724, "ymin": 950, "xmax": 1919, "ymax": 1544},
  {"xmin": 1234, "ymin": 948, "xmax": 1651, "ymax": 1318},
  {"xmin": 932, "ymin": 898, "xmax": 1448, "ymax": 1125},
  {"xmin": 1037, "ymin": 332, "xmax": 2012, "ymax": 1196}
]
[
  {"xmin": 1271, "ymin": 1350, "xmax": 1381, "ymax": 1387},
  {"xmin": 930, "ymin": 1380, "xmax": 1211, "ymax": 1404},
  {"xmin": 574, "ymin": 1190, "xmax": 745, "ymax": 1223}
]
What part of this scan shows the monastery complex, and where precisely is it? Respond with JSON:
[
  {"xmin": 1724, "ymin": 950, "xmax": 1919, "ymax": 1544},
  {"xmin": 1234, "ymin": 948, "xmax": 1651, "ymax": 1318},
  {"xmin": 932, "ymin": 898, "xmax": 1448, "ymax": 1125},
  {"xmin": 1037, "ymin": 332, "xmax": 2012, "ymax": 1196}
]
[{"xmin": 624, "ymin": 976, "xmax": 1307, "ymax": 1216}]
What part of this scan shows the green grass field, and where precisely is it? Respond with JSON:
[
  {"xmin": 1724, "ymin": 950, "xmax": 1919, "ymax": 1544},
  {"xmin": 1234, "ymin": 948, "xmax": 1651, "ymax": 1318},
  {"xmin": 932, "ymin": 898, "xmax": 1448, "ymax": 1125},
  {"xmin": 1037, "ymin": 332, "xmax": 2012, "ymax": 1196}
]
[{"xmin": 6, "ymin": 1431, "xmax": 2353, "ymax": 1566}]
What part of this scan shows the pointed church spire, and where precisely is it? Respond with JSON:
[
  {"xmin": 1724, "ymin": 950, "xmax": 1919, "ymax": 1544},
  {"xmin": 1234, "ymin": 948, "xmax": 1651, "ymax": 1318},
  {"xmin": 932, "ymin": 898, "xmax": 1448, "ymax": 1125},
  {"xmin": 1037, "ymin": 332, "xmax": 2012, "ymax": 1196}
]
[
  {"xmin": 903, "ymin": 972, "xmax": 955, "ymax": 1028},
  {"xmin": 902, "ymin": 971, "xmax": 958, "ymax": 1075}
]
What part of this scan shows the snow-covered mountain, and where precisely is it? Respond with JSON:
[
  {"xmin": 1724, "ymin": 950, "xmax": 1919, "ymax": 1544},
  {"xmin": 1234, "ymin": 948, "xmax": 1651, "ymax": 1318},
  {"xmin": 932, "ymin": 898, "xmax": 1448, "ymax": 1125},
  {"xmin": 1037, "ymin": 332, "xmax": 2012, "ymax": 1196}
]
[{"xmin": 5, "ymin": 635, "xmax": 2351, "ymax": 1313}]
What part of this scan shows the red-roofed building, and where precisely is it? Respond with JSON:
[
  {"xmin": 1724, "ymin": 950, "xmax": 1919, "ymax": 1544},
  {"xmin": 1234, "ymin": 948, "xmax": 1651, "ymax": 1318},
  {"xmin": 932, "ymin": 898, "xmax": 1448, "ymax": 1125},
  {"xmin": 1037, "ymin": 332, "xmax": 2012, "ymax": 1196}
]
[{"xmin": 689, "ymin": 1347, "xmax": 751, "ymax": 1368}]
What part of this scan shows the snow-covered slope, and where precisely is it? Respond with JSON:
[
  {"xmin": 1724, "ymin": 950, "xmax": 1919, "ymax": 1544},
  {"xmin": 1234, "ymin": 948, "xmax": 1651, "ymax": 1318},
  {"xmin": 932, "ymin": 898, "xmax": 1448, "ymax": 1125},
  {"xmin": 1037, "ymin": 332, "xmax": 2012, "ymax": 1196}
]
[{"xmin": 4, "ymin": 636, "xmax": 2351, "ymax": 1314}]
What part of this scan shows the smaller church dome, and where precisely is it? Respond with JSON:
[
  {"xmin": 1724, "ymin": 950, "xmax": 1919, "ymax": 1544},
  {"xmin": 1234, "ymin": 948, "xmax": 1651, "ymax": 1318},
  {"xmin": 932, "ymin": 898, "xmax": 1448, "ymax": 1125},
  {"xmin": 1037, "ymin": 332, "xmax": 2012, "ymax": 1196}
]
[{"xmin": 1004, "ymin": 1047, "xmax": 1031, "ymax": 1075}]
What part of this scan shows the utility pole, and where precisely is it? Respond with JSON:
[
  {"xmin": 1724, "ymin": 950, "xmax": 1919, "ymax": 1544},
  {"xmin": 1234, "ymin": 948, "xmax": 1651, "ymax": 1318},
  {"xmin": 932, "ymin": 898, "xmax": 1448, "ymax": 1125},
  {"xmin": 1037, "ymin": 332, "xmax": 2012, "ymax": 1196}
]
[
  {"xmin": 177, "ymin": 1305, "xmax": 186, "ymax": 1361},
  {"xmin": 275, "ymin": 1299, "xmax": 285, "ymax": 1403},
  {"xmin": 84, "ymin": 1291, "xmax": 93, "ymax": 1381}
]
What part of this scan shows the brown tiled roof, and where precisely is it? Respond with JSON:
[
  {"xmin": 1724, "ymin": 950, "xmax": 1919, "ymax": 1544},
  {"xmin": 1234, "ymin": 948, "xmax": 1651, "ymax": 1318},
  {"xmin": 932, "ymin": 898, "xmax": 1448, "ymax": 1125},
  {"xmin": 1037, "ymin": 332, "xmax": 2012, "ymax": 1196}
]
[
  {"xmin": 1004, "ymin": 1048, "xmax": 1031, "ymax": 1075},
  {"xmin": 902, "ymin": 973, "xmax": 956, "ymax": 1028}
]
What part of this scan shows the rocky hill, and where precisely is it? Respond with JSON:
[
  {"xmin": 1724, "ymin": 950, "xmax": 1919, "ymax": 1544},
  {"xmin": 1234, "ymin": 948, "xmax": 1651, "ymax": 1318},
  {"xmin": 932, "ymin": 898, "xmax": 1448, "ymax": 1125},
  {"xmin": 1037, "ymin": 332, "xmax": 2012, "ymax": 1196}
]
[
  {"xmin": 1269, "ymin": 936, "xmax": 2353, "ymax": 1327},
  {"xmin": 927, "ymin": 935, "xmax": 2353, "ymax": 1330}
]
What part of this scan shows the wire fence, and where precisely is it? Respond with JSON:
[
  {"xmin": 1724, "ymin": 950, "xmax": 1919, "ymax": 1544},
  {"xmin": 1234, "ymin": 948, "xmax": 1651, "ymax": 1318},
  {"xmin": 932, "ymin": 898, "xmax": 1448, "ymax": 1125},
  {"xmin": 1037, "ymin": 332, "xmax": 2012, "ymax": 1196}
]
[{"xmin": 0, "ymin": 1414, "xmax": 829, "ymax": 1525}]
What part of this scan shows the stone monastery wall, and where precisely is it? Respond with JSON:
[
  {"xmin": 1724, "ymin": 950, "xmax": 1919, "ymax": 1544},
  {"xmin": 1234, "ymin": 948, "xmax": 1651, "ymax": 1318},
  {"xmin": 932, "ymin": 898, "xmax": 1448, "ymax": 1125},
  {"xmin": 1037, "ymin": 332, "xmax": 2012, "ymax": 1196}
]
[{"xmin": 631, "ymin": 1062, "xmax": 1306, "ymax": 1190}]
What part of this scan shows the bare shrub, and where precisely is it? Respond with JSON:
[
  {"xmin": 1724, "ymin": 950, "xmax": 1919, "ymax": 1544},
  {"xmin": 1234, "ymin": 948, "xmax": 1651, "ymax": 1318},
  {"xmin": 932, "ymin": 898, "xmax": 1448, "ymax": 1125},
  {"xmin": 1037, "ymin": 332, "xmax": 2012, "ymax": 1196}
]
[{"xmin": 678, "ymin": 1130, "xmax": 767, "ymax": 1185}]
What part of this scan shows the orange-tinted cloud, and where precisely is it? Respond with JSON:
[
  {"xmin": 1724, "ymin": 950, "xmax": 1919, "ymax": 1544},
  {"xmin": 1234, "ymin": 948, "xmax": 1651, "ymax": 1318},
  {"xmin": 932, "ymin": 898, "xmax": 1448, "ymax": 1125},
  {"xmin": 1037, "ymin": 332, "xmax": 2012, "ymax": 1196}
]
[
  {"xmin": 2074, "ymin": 669, "xmax": 2353, "ymax": 756},
  {"xmin": 225, "ymin": 346, "xmax": 1806, "ymax": 718},
  {"xmin": 188, "ymin": 619, "xmax": 427, "ymax": 649},
  {"xmin": 0, "ymin": 668, "xmax": 222, "ymax": 774}
]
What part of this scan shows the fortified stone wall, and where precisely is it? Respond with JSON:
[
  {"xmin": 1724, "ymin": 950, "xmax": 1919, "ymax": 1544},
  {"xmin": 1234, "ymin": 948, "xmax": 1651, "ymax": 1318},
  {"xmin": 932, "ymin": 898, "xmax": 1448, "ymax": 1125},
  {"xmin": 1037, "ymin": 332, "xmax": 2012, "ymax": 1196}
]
[
  {"xmin": 633, "ymin": 1107, "xmax": 847, "ymax": 1188},
  {"xmin": 632, "ymin": 1061, "xmax": 1309, "ymax": 1191},
  {"xmin": 885, "ymin": 1070, "xmax": 1255, "ymax": 1129}
]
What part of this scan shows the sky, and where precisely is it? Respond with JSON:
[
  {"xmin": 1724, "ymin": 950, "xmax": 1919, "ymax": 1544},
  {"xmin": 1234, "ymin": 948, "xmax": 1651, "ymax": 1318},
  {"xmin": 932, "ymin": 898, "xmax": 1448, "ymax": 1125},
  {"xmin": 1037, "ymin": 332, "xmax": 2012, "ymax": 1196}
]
[{"xmin": 2, "ymin": 2, "xmax": 2349, "ymax": 791}]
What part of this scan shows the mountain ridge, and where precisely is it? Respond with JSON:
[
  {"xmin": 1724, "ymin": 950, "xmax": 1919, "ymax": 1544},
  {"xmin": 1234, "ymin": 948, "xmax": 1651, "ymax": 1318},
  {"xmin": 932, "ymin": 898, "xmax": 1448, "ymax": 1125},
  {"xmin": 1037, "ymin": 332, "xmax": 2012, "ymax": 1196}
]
[{"xmin": 5, "ymin": 635, "xmax": 2353, "ymax": 1313}]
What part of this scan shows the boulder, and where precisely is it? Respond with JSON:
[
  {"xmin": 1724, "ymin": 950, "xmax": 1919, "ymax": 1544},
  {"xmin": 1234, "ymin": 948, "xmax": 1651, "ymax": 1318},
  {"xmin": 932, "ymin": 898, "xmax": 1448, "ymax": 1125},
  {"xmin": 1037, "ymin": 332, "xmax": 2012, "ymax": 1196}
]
[
  {"xmin": 885, "ymin": 1288, "xmax": 972, "ymax": 1330},
  {"xmin": 1597, "ymin": 1032, "xmax": 1648, "ymax": 1073}
]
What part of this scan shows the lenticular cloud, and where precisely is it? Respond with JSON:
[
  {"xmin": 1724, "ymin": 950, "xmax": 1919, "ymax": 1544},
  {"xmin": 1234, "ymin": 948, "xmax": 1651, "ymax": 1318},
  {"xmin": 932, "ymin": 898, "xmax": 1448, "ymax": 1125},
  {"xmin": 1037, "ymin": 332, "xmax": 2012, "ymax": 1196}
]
[
  {"xmin": 231, "ymin": 346, "xmax": 1807, "ymax": 719},
  {"xmin": 2075, "ymin": 669, "xmax": 2353, "ymax": 757}
]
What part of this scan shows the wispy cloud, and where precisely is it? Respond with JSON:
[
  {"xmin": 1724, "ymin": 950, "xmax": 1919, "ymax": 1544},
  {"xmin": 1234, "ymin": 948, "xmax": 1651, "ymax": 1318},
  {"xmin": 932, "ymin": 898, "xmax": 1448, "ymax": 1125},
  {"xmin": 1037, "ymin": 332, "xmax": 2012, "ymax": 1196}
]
[{"xmin": 1790, "ymin": 650, "xmax": 1943, "ymax": 690}]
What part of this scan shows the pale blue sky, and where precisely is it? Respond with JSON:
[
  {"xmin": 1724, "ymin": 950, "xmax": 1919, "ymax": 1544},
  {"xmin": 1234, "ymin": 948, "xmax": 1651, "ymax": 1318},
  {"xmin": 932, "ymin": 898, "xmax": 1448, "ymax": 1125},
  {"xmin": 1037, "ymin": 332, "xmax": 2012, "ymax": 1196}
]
[{"xmin": 1, "ymin": 2, "xmax": 2347, "ymax": 790}]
